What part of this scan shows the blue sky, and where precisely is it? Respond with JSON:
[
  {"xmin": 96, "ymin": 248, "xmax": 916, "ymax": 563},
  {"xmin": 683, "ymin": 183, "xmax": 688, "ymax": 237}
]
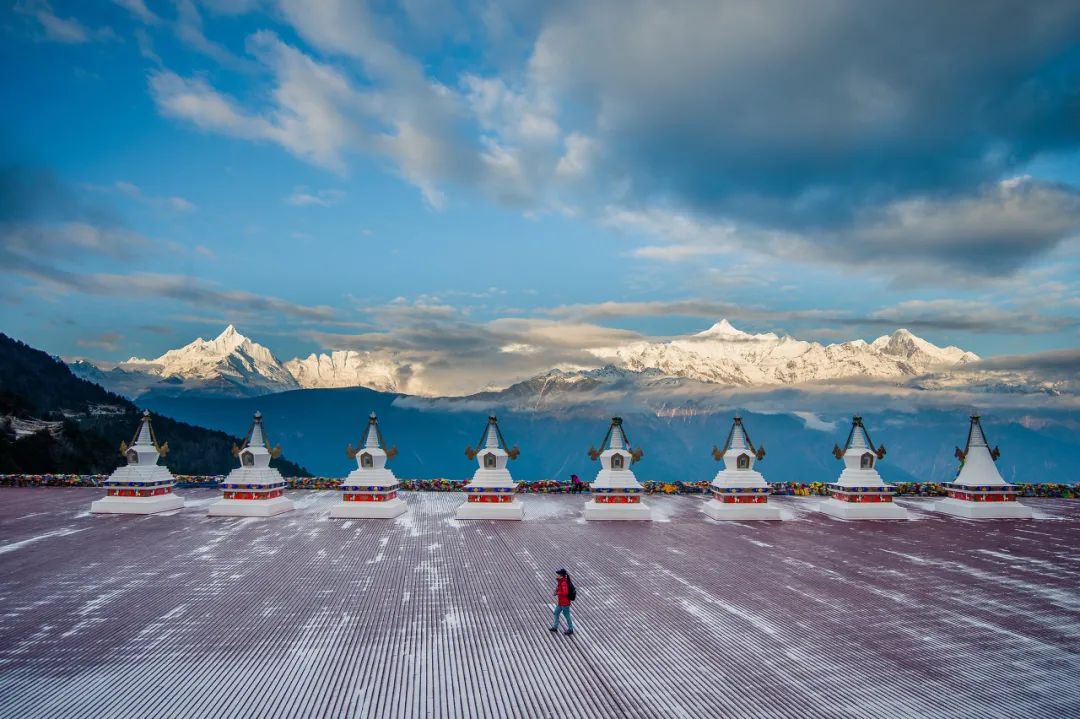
[{"xmin": 1, "ymin": 1, "xmax": 1079, "ymax": 376}]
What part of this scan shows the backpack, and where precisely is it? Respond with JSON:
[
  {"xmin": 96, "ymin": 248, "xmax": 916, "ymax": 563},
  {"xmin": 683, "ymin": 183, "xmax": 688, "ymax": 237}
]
[{"xmin": 567, "ymin": 579, "xmax": 577, "ymax": 602}]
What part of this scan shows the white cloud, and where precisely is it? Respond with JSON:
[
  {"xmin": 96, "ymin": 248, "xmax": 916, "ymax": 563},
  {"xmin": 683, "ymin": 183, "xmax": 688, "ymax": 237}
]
[
  {"xmin": 134, "ymin": 27, "xmax": 161, "ymax": 64},
  {"xmin": 1, "ymin": 221, "xmax": 149, "ymax": 264},
  {"xmin": 603, "ymin": 179, "xmax": 1080, "ymax": 280},
  {"xmin": 374, "ymin": 121, "xmax": 458, "ymax": 209},
  {"xmin": 843, "ymin": 178, "xmax": 1080, "ymax": 275},
  {"xmin": 275, "ymin": 0, "xmax": 412, "ymax": 75},
  {"xmin": 111, "ymin": 0, "xmax": 160, "ymax": 25},
  {"xmin": 174, "ymin": 0, "xmax": 256, "ymax": 72},
  {"xmin": 146, "ymin": 4, "xmax": 549, "ymax": 209},
  {"xmin": 462, "ymin": 74, "xmax": 559, "ymax": 144},
  {"xmin": 150, "ymin": 32, "xmax": 421, "ymax": 176},
  {"xmin": 793, "ymin": 412, "xmax": 839, "ymax": 433},
  {"xmin": 16, "ymin": 1, "xmax": 115, "ymax": 43},
  {"xmin": 603, "ymin": 206, "xmax": 788, "ymax": 265},
  {"xmin": 169, "ymin": 196, "xmax": 197, "ymax": 212},
  {"xmin": 149, "ymin": 70, "xmax": 270, "ymax": 138},
  {"xmin": 555, "ymin": 133, "xmax": 596, "ymax": 179},
  {"xmin": 247, "ymin": 31, "xmax": 374, "ymax": 172},
  {"xmin": 7, "ymin": 260, "xmax": 336, "ymax": 320},
  {"xmin": 276, "ymin": 0, "xmax": 478, "ymax": 190},
  {"xmin": 112, "ymin": 180, "xmax": 197, "ymax": 213},
  {"xmin": 869, "ymin": 300, "xmax": 1075, "ymax": 335},
  {"xmin": 631, "ymin": 244, "xmax": 730, "ymax": 261},
  {"xmin": 284, "ymin": 187, "xmax": 346, "ymax": 207}
]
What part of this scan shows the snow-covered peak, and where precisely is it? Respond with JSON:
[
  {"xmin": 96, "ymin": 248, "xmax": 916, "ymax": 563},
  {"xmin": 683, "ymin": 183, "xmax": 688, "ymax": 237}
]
[
  {"xmin": 692, "ymin": 319, "xmax": 781, "ymax": 342},
  {"xmin": 159, "ymin": 325, "xmax": 282, "ymax": 367},
  {"xmin": 283, "ymin": 350, "xmax": 414, "ymax": 394},
  {"xmin": 161, "ymin": 323, "xmax": 252, "ymax": 360},
  {"xmin": 696, "ymin": 319, "xmax": 747, "ymax": 338},
  {"xmin": 871, "ymin": 329, "xmax": 979, "ymax": 367},
  {"xmin": 119, "ymin": 326, "xmax": 298, "ymax": 395},
  {"xmin": 594, "ymin": 322, "xmax": 977, "ymax": 388},
  {"xmin": 213, "ymin": 324, "xmax": 244, "ymax": 350}
]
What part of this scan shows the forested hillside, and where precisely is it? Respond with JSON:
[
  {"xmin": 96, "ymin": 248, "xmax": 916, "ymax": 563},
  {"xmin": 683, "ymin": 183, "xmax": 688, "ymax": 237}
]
[{"xmin": 0, "ymin": 333, "xmax": 309, "ymax": 476}]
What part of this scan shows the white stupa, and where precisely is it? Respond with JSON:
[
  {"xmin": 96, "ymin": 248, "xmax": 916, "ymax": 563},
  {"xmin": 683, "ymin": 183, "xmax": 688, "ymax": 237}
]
[
  {"xmin": 584, "ymin": 417, "xmax": 652, "ymax": 521},
  {"xmin": 932, "ymin": 416, "xmax": 1033, "ymax": 519},
  {"xmin": 703, "ymin": 416, "xmax": 782, "ymax": 521},
  {"xmin": 816, "ymin": 416, "xmax": 910, "ymax": 520},
  {"xmin": 208, "ymin": 411, "xmax": 294, "ymax": 517},
  {"xmin": 455, "ymin": 416, "xmax": 524, "ymax": 520},
  {"xmin": 330, "ymin": 412, "xmax": 406, "ymax": 519},
  {"xmin": 90, "ymin": 411, "xmax": 185, "ymax": 514}
]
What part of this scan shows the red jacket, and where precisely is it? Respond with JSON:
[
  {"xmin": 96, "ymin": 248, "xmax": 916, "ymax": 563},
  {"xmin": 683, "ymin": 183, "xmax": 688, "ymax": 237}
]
[{"xmin": 555, "ymin": 577, "xmax": 571, "ymax": 606}]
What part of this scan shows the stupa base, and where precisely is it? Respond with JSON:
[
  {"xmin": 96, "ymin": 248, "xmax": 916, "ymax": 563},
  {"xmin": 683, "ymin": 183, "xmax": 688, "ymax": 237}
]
[
  {"xmin": 90, "ymin": 493, "xmax": 185, "ymax": 515},
  {"xmin": 330, "ymin": 498, "xmax": 407, "ymax": 519},
  {"xmin": 931, "ymin": 498, "xmax": 1033, "ymax": 520},
  {"xmin": 455, "ymin": 500, "xmax": 524, "ymax": 521},
  {"xmin": 816, "ymin": 499, "xmax": 910, "ymax": 520},
  {"xmin": 703, "ymin": 500, "xmax": 782, "ymax": 521},
  {"xmin": 584, "ymin": 500, "xmax": 653, "ymax": 521},
  {"xmin": 208, "ymin": 496, "xmax": 294, "ymax": 517}
]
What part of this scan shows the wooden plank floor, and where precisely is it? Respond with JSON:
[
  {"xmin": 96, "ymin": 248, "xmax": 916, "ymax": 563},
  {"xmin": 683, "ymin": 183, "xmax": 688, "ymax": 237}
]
[{"xmin": 0, "ymin": 488, "xmax": 1078, "ymax": 718}]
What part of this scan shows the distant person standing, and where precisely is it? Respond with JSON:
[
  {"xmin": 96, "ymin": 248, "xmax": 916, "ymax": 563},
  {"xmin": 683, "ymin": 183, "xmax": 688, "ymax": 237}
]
[
  {"xmin": 570, "ymin": 473, "xmax": 582, "ymax": 494},
  {"xmin": 549, "ymin": 568, "xmax": 576, "ymax": 635}
]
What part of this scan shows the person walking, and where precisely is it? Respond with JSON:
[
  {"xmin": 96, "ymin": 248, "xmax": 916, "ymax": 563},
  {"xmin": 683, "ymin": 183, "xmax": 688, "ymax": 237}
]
[
  {"xmin": 549, "ymin": 568, "xmax": 576, "ymax": 636},
  {"xmin": 570, "ymin": 473, "xmax": 582, "ymax": 494}
]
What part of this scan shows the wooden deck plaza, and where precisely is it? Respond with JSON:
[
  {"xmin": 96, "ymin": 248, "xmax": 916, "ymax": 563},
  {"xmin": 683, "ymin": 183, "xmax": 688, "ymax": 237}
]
[{"xmin": 1, "ymin": 488, "xmax": 1078, "ymax": 718}]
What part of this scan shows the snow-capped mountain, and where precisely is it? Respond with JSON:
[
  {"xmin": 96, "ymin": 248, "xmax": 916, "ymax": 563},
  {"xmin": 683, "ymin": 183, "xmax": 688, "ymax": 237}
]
[
  {"xmin": 284, "ymin": 351, "xmax": 411, "ymax": 394},
  {"xmin": 73, "ymin": 325, "xmax": 299, "ymax": 398},
  {"xmin": 592, "ymin": 321, "xmax": 978, "ymax": 386},
  {"xmin": 72, "ymin": 320, "xmax": 982, "ymax": 400},
  {"xmin": 869, "ymin": 328, "xmax": 979, "ymax": 368}
]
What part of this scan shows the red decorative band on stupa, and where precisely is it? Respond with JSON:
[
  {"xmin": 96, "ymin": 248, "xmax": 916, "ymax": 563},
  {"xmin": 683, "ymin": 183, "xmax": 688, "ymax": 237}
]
[
  {"xmin": 826, "ymin": 483, "xmax": 896, "ymax": 503},
  {"xmin": 467, "ymin": 494, "xmax": 514, "ymax": 503},
  {"xmin": 594, "ymin": 495, "xmax": 641, "ymax": 504},
  {"xmin": 592, "ymin": 486, "xmax": 643, "ymax": 504},
  {"xmin": 222, "ymin": 488, "xmax": 284, "ymax": 500},
  {"xmin": 462, "ymin": 484, "xmax": 516, "ymax": 503},
  {"xmin": 941, "ymin": 482, "xmax": 1019, "ymax": 502},
  {"xmin": 104, "ymin": 478, "xmax": 176, "ymax": 498},
  {"xmin": 710, "ymin": 486, "xmax": 769, "ymax": 504},
  {"xmin": 220, "ymin": 480, "xmax": 285, "ymax": 501},
  {"xmin": 107, "ymin": 486, "xmax": 174, "ymax": 497}
]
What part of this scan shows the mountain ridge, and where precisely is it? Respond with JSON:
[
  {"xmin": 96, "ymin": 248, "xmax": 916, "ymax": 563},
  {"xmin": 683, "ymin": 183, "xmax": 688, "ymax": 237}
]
[
  {"xmin": 594, "ymin": 324, "xmax": 978, "ymax": 387},
  {"xmin": 70, "ymin": 320, "xmax": 982, "ymax": 400}
]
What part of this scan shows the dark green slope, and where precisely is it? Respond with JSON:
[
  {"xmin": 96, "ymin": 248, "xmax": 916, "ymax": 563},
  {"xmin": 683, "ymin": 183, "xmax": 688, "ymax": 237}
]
[{"xmin": 0, "ymin": 333, "xmax": 309, "ymax": 476}]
